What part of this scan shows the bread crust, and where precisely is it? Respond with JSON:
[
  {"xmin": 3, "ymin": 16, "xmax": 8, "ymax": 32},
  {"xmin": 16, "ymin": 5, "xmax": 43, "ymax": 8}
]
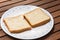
[
  {"xmin": 3, "ymin": 16, "xmax": 31, "ymax": 33},
  {"xmin": 24, "ymin": 8, "xmax": 50, "ymax": 28}
]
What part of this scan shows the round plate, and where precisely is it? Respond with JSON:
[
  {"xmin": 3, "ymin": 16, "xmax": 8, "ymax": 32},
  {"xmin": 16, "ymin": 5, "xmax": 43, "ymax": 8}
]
[{"xmin": 1, "ymin": 5, "xmax": 54, "ymax": 39}]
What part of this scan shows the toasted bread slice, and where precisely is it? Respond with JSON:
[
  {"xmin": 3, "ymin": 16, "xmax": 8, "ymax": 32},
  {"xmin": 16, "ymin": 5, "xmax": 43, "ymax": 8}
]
[
  {"xmin": 24, "ymin": 8, "xmax": 50, "ymax": 27},
  {"xmin": 4, "ymin": 15, "xmax": 31, "ymax": 33}
]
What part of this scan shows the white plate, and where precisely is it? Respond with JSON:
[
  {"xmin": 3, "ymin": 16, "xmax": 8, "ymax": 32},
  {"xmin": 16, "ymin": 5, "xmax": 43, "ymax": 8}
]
[{"xmin": 1, "ymin": 5, "xmax": 54, "ymax": 39}]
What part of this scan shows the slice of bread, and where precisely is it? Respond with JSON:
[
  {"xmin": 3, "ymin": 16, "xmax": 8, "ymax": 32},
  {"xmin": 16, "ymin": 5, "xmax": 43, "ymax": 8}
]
[
  {"xmin": 4, "ymin": 15, "xmax": 31, "ymax": 33},
  {"xmin": 24, "ymin": 8, "xmax": 50, "ymax": 27}
]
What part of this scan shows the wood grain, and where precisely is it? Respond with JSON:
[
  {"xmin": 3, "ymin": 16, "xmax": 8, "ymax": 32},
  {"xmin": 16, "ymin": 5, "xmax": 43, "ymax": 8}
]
[
  {"xmin": 54, "ymin": 17, "xmax": 60, "ymax": 24},
  {"xmin": 51, "ymin": 10, "xmax": 60, "ymax": 18},
  {"xmin": 40, "ymin": 0, "xmax": 60, "ymax": 9},
  {"xmin": 0, "ymin": 0, "xmax": 24, "ymax": 7},
  {"xmin": 0, "ymin": 36, "xmax": 14, "ymax": 40},
  {"xmin": 0, "ymin": 30, "xmax": 6, "ymax": 37},
  {"xmin": 47, "ymin": 5, "xmax": 60, "ymax": 13},
  {"xmin": 26, "ymin": 0, "xmax": 53, "ymax": 5},
  {"xmin": 0, "ymin": 12, "xmax": 4, "ymax": 17},
  {"xmin": 54, "ymin": 23, "xmax": 60, "ymax": 32},
  {"xmin": 45, "ymin": 31, "xmax": 60, "ymax": 40},
  {"xmin": 0, "ymin": 0, "xmax": 39, "ymax": 12}
]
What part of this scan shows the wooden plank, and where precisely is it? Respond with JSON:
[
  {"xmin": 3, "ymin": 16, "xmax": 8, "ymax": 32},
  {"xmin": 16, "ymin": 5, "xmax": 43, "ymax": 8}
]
[
  {"xmin": 0, "ymin": 30, "xmax": 6, "ymax": 37},
  {"xmin": 0, "ymin": 0, "xmax": 24, "ymax": 7},
  {"xmin": 0, "ymin": 0, "xmax": 39, "ymax": 12},
  {"xmin": 47, "ymin": 5, "xmax": 60, "ymax": 13},
  {"xmin": 0, "ymin": 12, "xmax": 4, "ymax": 17},
  {"xmin": 0, "ymin": 36, "xmax": 14, "ymax": 40},
  {"xmin": 45, "ymin": 31, "xmax": 60, "ymax": 40},
  {"xmin": 54, "ymin": 17, "xmax": 60, "ymax": 24},
  {"xmin": 0, "ymin": 0, "xmax": 54, "ymax": 7},
  {"xmin": 0, "ymin": 0, "xmax": 7, "ymax": 3},
  {"xmin": 0, "ymin": 27, "xmax": 1, "ymax": 30},
  {"xmin": 0, "ymin": 1, "xmax": 59, "ymax": 12},
  {"xmin": 54, "ymin": 23, "xmax": 60, "ymax": 32},
  {"xmin": 26, "ymin": 0, "xmax": 53, "ymax": 5},
  {"xmin": 40, "ymin": 0, "xmax": 60, "ymax": 9},
  {"xmin": 51, "ymin": 10, "xmax": 60, "ymax": 18},
  {"xmin": 0, "ymin": 0, "xmax": 59, "ymax": 13}
]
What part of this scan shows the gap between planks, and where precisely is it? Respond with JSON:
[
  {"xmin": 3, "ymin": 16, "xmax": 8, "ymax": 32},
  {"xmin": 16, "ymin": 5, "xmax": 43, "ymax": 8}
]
[
  {"xmin": 0, "ymin": 0, "xmax": 55, "ymax": 12},
  {"xmin": 44, "ymin": 31, "xmax": 60, "ymax": 40},
  {"xmin": 0, "ymin": 0, "xmax": 26, "ymax": 7}
]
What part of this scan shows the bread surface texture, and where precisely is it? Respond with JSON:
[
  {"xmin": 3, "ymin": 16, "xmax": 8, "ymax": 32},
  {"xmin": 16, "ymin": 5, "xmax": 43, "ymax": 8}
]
[
  {"xmin": 4, "ymin": 16, "xmax": 31, "ymax": 33},
  {"xmin": 24, "ymin": 8, "xmax": 50, "ymax": 27}
]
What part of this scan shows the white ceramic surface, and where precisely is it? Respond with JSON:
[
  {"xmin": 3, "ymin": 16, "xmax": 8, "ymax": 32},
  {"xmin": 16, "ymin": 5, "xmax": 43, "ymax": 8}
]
[{"xmin": 1, "ymin": 5, "xmax": 54, "ymax": 39}]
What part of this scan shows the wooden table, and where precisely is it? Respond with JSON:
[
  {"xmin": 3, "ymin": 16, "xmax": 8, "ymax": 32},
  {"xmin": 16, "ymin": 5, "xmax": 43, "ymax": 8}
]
[{"xmin": 0, "ymin": 0, "xmax": 60, "ymax": 40}]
